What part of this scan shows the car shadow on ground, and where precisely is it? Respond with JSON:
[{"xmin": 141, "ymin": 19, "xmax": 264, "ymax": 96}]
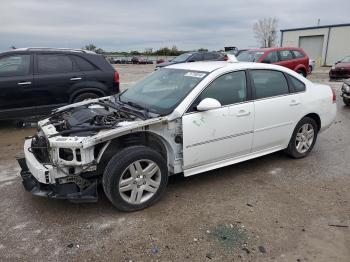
[{"xmin": 20, "ymin": 151, "xmax": 289, "ymax": 217}]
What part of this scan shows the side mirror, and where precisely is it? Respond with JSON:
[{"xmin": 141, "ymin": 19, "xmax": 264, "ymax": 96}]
[
  {"xmin": 196, "ymin": 98, "xmax": 221, "ymax": 111},
  {"xmin": 261, "ymin": 59, "xmax": 271, "ymax": 64}
]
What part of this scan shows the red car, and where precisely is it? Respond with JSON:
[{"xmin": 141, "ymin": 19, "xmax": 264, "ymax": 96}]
[
  {"xmin": 237, "ymin": 47, "xmax": 310, "ymax": 77},
  {"xmin": 329, "ymin": 55, "xmax": 350, "ymax": 79}
]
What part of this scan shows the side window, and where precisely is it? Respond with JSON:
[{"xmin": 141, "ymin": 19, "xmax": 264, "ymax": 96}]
[
  {"xmin": 278, "ymin": 50, "xmax": 294, "ymax": 61},
  {"xmin": 288, "ymin": 74, "xmax": 306, "ymax": 92},
  {"xmin": 264, "ymin": 51, "xmax": 279, "ymax": 63},
  {"xmin": 38, "ymin": 54, "xmax": 73, "ymax": 74},
  {"xmin": 0, "ymin": 54, "xmax": 31, "ymax": 77},
  {"xmin": 71, "ymin": 55, "xmax": 96, "ymax": 71},
  {"xmin": 292, "ymin": 50, "xmax": 305, "ymax": 59},
  {"xmin": 189, "ymin": 54, "xmax": 203, "ymax": 62},
  {"xmin": 251, "ymin": 70, "xmax": 289, "ymax": 99},
  {"xmin": 198, "ymin": 71, "xmax": 247, "ymax": 106}
]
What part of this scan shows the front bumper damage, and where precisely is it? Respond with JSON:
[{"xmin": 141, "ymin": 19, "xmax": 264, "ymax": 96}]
[{"xmin": 18, "ymin": 139, "xmax": 98, "ymax": 203}]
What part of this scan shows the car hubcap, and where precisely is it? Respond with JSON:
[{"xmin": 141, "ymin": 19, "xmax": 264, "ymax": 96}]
[
  {"xmin": 119, "ymin": 159, "xmax": 161, "ymax": 205},
  {"xmin": 295, "ymin": 123, "xmax": 314, "ymax": 154}
]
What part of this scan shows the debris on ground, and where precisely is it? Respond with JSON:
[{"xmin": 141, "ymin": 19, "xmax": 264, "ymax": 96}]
[
  {"xmin": 66, "ymin": 243, "xmax": 74, "ymax": 248},
  {"xmin": 258, "ymin": 245, "xmax": 267, "ymax": 253},
  {"xmin": 206, "ymin": 253, "xmax": 213, "ymax": 259},
  {"xmin": 328, "ymin": 224, "xmax": 348, "ymax": 228},
  {"xmin": 208, "ymin": 224, "xmax": 247, "ymax": 251},
  {"xmin": 151, "ymin": 246, "xmax": 159, "ymax": 254}
]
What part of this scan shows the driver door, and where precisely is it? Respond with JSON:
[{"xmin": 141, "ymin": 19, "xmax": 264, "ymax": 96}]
[{"xmin": 182, "ymin": 71, "xmax": 254, "ymax": 175}]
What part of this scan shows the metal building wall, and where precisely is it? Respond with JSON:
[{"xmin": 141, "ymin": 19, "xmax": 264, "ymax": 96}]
[{"xmin": 281, "ymin": 24, "xmax": 350, "ymax": 66}]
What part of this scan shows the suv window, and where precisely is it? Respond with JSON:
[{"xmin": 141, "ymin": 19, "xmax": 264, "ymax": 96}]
[
  {"xmin": 189, "ymin": 54, "xmax": 203, "ymax": 62},
  {"xmin": 71, "ymin": 55, "xmax": 96, "ymax": 71},
  {"xmin": 38, "ymin": 54, "xmax": 73, "ymax": 74},
  {"xmin": 288, "ymin": 74, "xmax": 306, "ymax": 92},
  {"xmin": 251, "ymin": 70, "xmax": 289, "ymax": 99},
  {"xmin": 203, "ymin": 53, "xmax": 214, "ymax": 60},
  {"xmin": 292, "ymin": 50, "xmax": 305, "ymax": 59},
  {"xmin": 0, "ymin": 54, "xmax": 31, "ymax": 77},
  {"xmin": 278, "ymin": 50, "xmax": 294, "ymax": 61},
  {"xmin": 198, "ymin": 71, "xmax": 247, "ymax": 106},
  {"xmin": 264, "ymin": 51, "xmax": 279, "ymax": 63}
]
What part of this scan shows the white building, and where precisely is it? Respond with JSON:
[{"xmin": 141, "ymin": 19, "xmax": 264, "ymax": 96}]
[{"xmin": 280, "ymin": 23, "xmax": 350, "ymax": 66}]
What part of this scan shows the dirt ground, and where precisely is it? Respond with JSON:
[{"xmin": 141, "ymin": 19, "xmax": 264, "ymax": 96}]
[{"xmin": 0, "ymin": 64, "xmax": 349, "ymax": 262}]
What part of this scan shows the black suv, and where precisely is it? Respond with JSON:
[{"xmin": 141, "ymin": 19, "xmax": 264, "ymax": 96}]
[
  {"xmin": 0, "ymin": 48, "xmax": 120, "ymax": 120},
  {"xmin": 155, "ymin": 51, "xmax": 227, "ymax": 69}
]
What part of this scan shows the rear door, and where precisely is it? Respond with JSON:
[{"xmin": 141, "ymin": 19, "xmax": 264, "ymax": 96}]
[
  {"xmin": 276, "ymin": 50, "xmax": 295, "ymax": 70},
  {"xmin": 249, "ymin": 69, "xmax": 302, "ymax": 152},
  {"xmin": 31, "ymin": 53, "xmax": 84, "ymax": 107},
  {"xmin": 0, "ymin": 53, "xmax": 33, "ymax": 111}
]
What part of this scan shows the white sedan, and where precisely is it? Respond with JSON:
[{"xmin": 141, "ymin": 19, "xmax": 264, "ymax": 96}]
[{"xmin": 19, "ymin": 61, "xmax": 337, "ymax": 211}]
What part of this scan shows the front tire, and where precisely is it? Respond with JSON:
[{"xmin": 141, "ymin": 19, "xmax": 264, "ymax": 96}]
[
  {"xmin": 102, "ymin": 146, "xmax": 168, "ymax": 211},
  {"xmin": 285, "ymin": 117, "xmax": 318, "ymax": 159},
  {"xmin": 297, "ymin": 69, "xmax": 306, "ymax": 77}
]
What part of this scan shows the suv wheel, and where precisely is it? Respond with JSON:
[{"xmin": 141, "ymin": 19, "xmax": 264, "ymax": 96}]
[
  {"xmin": 73, "ymin": 92, "xmax": 99, "ymax": 103},
  {"xmin": 285, "ymin": 117, "xmax": 318, "ymax": 159},
  {"xmin": 103, "ymin": 146, "xmax": 168, "ymax": 211}
]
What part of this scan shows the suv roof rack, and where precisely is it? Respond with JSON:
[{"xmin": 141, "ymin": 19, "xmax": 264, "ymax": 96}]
[{"xmin": 14, "ymin": 47, "xmax": 96, "ymax": 54}]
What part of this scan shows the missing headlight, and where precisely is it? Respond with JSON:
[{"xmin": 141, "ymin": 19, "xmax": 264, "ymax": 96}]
[{"xmin": 59, "ymin": 148, "xmax": 74, "ymax": 161}]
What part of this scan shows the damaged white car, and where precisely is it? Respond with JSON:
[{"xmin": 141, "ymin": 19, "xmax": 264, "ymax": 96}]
[{"xmin": 18, "ymin": 61, "xmax": 337, "ymax": 211}]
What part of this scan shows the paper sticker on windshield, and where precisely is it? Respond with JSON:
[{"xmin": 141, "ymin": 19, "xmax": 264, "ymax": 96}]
[{"xmin": 184, "ymin": 72, "xmax": 206, "ymax": 78}]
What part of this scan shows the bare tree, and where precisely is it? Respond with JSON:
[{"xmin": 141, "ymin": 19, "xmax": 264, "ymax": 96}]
[{"xmin": 253, "ymin": 17, "xmax": 278, "ymax": 48}]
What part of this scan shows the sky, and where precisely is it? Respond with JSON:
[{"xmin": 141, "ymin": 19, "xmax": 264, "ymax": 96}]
[{"xmin": 0, "ymin": 0, "xmax": 349, "ymax": 52}]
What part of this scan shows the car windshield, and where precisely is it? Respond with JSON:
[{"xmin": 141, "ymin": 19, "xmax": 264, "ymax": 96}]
[
  {"xmin": 119, "ymin": 68, "xmax": 208, "ymax": 115},
  {"xmin": 237, "ymin": 51, "xmax": 265, "ymax": 62},
  {"xmin": 172, "ymin": 53, "xmax": 192, "ymax": 62},
  {"xmin": 341, "ymin": 56, "xmax": 350, "ymax": 63}
]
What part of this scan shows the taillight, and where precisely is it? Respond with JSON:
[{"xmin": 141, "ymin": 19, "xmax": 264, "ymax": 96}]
[
  {"xmin": 331, "ymin": 87, "xmax": 336, "ymax": 103},
  {"xmin": 114, "ymin": 71, "xmax": 119, "ymax": 86},
  {"xmin": 223, "ymin": 55, "xmax": 229, "ymax": 61}
]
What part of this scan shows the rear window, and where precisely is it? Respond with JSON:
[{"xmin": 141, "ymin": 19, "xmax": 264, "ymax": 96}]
[
  {"xmin": 237, "ymin": 51, "xmax": 265, "ymax": 62},
  {"xmin": 288, "ymin": 74, "xmax": 306, "ymax": 92},
  {"xmin": 71, "ymin": 55, "xmax": 96, "ymax": 71},
  {"xmin": 292, "ymin": 51, "xmax": 305, "ymax": 58},
  {"xmin": 38, "ymin": 54, "xmax": 73, "ymax": 74}
]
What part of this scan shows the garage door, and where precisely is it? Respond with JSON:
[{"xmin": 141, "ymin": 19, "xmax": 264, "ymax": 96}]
[{"xmin": 299, "ymin": 35, "xmax": 324, "ymax": 61}]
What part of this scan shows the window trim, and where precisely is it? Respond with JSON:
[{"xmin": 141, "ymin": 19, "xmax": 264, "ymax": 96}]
[
  {"xmin": 0, "ymin": 53, "xmax": 33, "ymax": 77},
  {"xmin": 185, "ymin": 70, "xmax": 252, "ymax": 114},
  {"xmin": 247, "ymin": 69, "xmax": 294, "ymax": 101}
]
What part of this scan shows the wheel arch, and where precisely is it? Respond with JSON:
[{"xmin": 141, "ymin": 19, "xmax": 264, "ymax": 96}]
[
  {"xmin": 69, "ymin": 87, "xmax": 106, "ymax": 103},
  {"xmin": 96, "ymin": 131, "xmax": 175, "ymax": 175},
  {"xmin": 302, "ymin": 113, "xmax": 321, "ymax": 131}
]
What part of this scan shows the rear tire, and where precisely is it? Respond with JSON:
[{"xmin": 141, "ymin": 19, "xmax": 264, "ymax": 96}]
[
  {"xmin": 73, "ymin": 92, "xmax": 99, "ymax": 103},
  {"xmin": 343, "ymin": 97, "xmax": 350, "ymax": 106},
  {"xmin": 285, "ymin": 117, "xmax": 318, "ymax": 159},
  {"xmin": 102, "ymin": 146, "xmax": 168, "ymax": 212}
]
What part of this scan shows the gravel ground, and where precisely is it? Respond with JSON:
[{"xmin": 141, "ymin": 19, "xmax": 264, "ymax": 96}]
[{"xmin": 0, "ymin": 65, "xmax": 349, "ymax": 262}]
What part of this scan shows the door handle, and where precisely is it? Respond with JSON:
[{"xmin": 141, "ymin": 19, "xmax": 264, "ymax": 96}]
[
  {"xmin": 236, "ymin": 110, "xmax": 251, "ymax": 117},
  {"xmin": 289, "ymin": 100, "xmax": 300, "ymax": 106},
  {"xmin": 17, "ymin": 81, "xmax": 32, "ymax": 86},
  {"xmin": 70, "ymin": 77, "xmax": 82, "ymax": 81}
]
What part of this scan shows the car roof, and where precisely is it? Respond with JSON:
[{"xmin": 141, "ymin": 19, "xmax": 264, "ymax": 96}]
[
  {"xmin": 165, "ymin": 61, "xmax": 301, "ymax": 73},
  {"xmin": 0, "ymin": 48, "xmax": 96, "ymax": 55}
]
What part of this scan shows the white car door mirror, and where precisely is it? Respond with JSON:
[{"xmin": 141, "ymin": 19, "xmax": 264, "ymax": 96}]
[{"xmin": 196, "ymin": 98, "xmax": 222, "ymax": 111}]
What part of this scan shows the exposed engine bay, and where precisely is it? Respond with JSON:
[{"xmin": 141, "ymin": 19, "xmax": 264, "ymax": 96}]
[{"xmin": 45, "ymin": 102, "xmax": 139, "ymax": 137}]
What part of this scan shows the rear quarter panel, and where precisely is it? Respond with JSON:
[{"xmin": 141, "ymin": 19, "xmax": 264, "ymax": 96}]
[{"xmin": 299, "ymin": 82, "xmax": 336, "ymax": 131}]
